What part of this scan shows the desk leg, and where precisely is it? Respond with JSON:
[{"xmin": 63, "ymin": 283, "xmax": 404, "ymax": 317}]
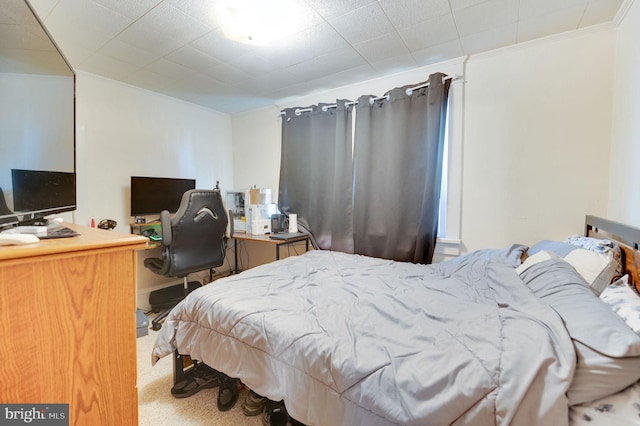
[
  {"xmin": 234, "ymin": 240, "xmax": 239, "ymax": 273},
  {"xmin": 276, "ymin": 244, "xmax": 280, "ymax": 260}
]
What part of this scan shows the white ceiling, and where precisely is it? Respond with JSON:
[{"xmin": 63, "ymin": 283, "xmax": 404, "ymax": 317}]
[{"xmin": 22, "ymin": 0, "xmax": 627, "ymax": 114}]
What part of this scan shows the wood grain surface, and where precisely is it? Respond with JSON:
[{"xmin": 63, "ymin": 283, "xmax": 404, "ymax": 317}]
[{"xmin": 0, "ymin": 224, "xmax": 146, "ymax": 425}]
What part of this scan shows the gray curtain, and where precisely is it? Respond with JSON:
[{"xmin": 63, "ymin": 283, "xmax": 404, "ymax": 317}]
[
  {"xmin": 353, "ymin": 73, "xmax": 451, "ymax": 263},
  {"xmin": 278, "ymin": 101, "xmax": 354, "ymax": 252}
]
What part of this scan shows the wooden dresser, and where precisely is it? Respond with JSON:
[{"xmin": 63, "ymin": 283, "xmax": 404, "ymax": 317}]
[{"xmin": 0, "ymin": 223, "xmax": 147, "ymax": 425}]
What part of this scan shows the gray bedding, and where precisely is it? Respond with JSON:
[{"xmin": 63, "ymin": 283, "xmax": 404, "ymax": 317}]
[{"xmin": 152, "ymin": 246, "xmax": 578, "ymax": 425}]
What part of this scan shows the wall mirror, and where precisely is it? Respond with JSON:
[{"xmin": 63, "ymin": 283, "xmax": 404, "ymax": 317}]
[{"xmin": 0, "ymin": 0, "xmax": 75, "ymax": 225}]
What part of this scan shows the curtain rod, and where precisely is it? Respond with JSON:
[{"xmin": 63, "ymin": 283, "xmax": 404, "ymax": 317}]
[{"xmin": 282, "ymin": 74, "xmax": 461, "ymax": 116}]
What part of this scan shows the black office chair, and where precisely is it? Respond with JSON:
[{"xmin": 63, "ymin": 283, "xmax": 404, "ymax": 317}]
[{"xmin": 144, "ymin": 188, "xmax": 228, "ymax": 331}]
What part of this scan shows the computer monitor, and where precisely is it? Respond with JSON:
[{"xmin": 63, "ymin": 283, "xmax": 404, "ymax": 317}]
[
  {"xmin": 130, "ymin": 176, "xmax": 196, "ymax": 218},
  {"xmin": 11, "ymin": 169, "xmax": 76, "ymax": 225}
]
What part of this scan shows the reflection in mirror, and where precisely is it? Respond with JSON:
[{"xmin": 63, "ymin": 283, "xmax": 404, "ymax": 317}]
[{"xmin": 0, "ymin": 0, "xmax": 75, "ymax": 226}]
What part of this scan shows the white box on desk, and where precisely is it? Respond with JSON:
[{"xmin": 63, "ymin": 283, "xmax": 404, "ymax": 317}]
[
  {"xmin": 250, "ymin": 219, "xmax": 271, "ymax": 235},
  {"xmin": 246, "ymin": 203, "xmax": 278, "ymax": 234}
]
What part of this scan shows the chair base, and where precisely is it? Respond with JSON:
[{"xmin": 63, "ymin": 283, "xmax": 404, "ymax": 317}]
[
  {"xmin": 149, "ymin": 281, "xmax": 201, "ymax": 312},
  {"xmin": 149, "ymin": 280, "xmax": 201, "ymax": 331}
]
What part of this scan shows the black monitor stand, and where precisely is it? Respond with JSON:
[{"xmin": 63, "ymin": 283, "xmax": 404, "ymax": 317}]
[{"xmin": 18, "ymin": 214, "xmax": 49, "ymax": 226}]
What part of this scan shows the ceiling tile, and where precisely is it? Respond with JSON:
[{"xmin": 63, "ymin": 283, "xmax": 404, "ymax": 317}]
[
  {"xmin": 213, "ymin": 96, "xmax": 276, "ymax": 115},
  {"xmin": 453, "ymin": 0, "xmax": 519, "ymax": 36},
  {"xmin": 449, "ymin": 0, "xmax": 492, "ymax": 10},
  {"xmin": 326, "ymin": 2, "xmax": 395, "ymax": 44},
  {"xmin": 397, "ymin": 14, "xmax": 459, "ymax": 51},
  {"xmin": 27, "ymin": 0, "xmax": 58, "ymax": 19},
  {"xmin": 304, "ymin": 0, "xmax": 377, "ymax": 18},
  {"xmin": 48, "ymin": 38, "xmax": 93, "ymax": 66},
  {"xmin": 98, "ymin": 38, "xmax": 160, "ymax": 68},
  {"xmin": 116, "ymin": 2, "xmax": 212, "ymax": 55},
  {"xmin": 286, "ymin": 47, "xmax": 367, "ymax": 83},
  {"xmin": 238, "ymin": 69, "xmax": 302, "ymax": 96},
  {"xmin": 352, "ymin": 32, "xmax": 411, "ymax": 64},
  {"xmin": 226, "ymin": 52, "xmax": 285, "ymax": 76},
  {"xmin": 42, "ymin": 0, "xmax": 133, "ymax": 53},
  {"xmin": 91, "ymin": 0, "xmax": 163, "ymax": 20},
  {"xmin": 517, "ymin": 6, "xmax": 585, "ymax": 43},
  {"xmin": 411, "ymin": 40, "xmax": 465, "ymax": 66},
  {"xmin": 47, "ymin": 0, "xmax": 134, "ymax": 37},
  {"xmin": 268, "ymin": 21, "xmax": 351, "ymax": 66},
  {"xmin": 269, "ymin": 81, "xmax": 315, "ymax": 104},
  {"xmin": 369, "ymin": 53, "xmax": 418, "ymax": 74},
  {"xmin": 2, "ymin": 0, "xmax": 35, "ymax": 23},
  {"xmin": 165, "ymin": 45, "xmax": 223, "ymax": 71},
  {"xmin": 378, "ymin": 0, "xmax": 451, "ymax": 28},
  {"xmin": 126, "ymin": 67, "xmax": 185, "ymax": 93},
  {"xmin": 79, "ymin": 52, "xmax": 141, "ymax": 80},
  {"xmin": 202, "ymin": 63, "xmax": 250, "ymax": 85},
  {"xmin": 308, "ymin": 64, "xmax": 379, "ymax": 91},
  {"xmin": 519, "ymin": 0, "xmax": 588, "ymax": 20},
  {"xmin": 164, "ymin": 0, "xmax": 226, "ymax": 28},
  {"xmin": 143, "ymin": 57, "xmax": 202, "ymax": 81},
  {"xmin": 163, "ymin": 72, "xmax": 227, "ymax": 95},
  {"xmin": 459, "ymin": 23, "xmax": 517, "ymax": 54},
  {"xmin": 189, "ymin": 28, "xmax": 259, "ymax": 63},
  {"xmin": 580, "ymin": 0, "xmax": 624, "ymax": 27},
  {"xmin": 0, "ymin": 20, "xmax": 48, "ymax": 50}
]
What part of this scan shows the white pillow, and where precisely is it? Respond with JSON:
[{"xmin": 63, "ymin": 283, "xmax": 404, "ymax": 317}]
[
  {"xmin": 518, "ymin": 260, "xmax": 640, "ymax": 405},
  {"xmin": 600, "ymin": 275, "xmax": 640, "ymax": 335},
  {"xmin": 528, "ymin": 240, "xmax": 619, "ymax": 295},
  {"xmin": 515, "ymin": 250, "xmax": 556, "ymax": 275}
]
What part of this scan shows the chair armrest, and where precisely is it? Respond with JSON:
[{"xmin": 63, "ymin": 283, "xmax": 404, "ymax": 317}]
[{"xmin": 161, "ymin": 210, "xmax": 172, "ymax": 245}]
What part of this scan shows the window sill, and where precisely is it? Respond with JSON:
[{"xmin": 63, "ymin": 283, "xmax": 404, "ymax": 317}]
[{"xmin": 435, "ymin": 237, "xmax": 461, "ymax": 257}]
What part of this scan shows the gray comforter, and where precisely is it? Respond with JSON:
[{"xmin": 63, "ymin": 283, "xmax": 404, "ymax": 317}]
[{"xmin": 152, "ymin": 246, "xmax": 576, "ymax": 425}]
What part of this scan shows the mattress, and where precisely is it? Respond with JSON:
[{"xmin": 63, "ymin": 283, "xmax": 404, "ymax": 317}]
[{"xmin": 153, "ymin": 246, "xmax": 586, "ymax": 425}]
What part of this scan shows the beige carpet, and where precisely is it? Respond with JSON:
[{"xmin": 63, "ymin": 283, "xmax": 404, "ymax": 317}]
[{"xmin": 137, "ymin": 325, "xmax": 263, "ymax": 426}]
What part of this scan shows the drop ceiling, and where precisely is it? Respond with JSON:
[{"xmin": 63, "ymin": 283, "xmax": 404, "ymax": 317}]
[{"xmin": 21, "ymin": 0, "xmax": 629, "ymax": 114}]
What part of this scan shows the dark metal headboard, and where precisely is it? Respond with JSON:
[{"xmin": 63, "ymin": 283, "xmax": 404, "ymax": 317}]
[{"xmin": 585, "ymin": 215, "xmax": 640, "ymax": 292}]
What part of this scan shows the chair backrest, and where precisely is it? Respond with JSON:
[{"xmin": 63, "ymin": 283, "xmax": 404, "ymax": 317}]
[{"xmin": 160, "ymin": 189, "xmax": 228, "ymax": 278}]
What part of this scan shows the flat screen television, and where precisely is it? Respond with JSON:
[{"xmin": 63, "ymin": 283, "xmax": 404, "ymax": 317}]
[
  {"xmin": 130, "ymin": 176, "xmax": 196, "ymax": 217},
  {"xmin": 10, "ymin": 169, "xmax": 76, "ymax": 225}
]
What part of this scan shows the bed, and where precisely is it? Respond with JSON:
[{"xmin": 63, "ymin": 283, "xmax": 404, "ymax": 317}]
[{"xmin": 152, "ymin": 215, "xmax": 640, "ymax": 425}]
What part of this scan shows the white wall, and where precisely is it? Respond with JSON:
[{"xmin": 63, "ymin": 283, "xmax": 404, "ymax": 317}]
[
  {"xmin": 232, "ymin": 26, "xmax": 617, "ymax": 256},
  {"xmin": 608, "ymin": 0, "xmax": 640, "ymax": 226},
  {"xmin": 74, "ymin": 72, "xmax": 233, "ymax": 308},
  {"xmin": 462, "ymin": 26, "xmax": 616, "ymax": 251},
  {"xmin": 231, "ymin": 108, "xmax": 282, "ymax": 194},
  {"xmin": 75, "ymin": 71, "xmax": 233, "ymax": 230}
]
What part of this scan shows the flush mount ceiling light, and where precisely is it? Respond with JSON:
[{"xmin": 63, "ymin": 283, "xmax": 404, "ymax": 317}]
[{"xmin": 218, "ymin": 0, "xmax": 306, "ymax": 46}]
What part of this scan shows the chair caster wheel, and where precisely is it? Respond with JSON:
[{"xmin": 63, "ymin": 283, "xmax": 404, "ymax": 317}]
[{"xmin": 151, "ymin": 323, "xmax": 162, "ymax": 331}]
